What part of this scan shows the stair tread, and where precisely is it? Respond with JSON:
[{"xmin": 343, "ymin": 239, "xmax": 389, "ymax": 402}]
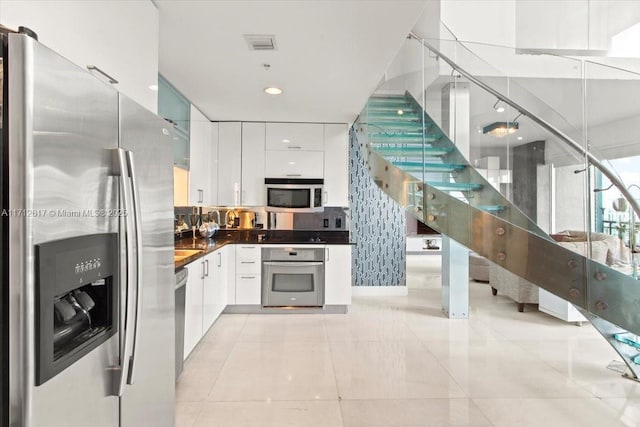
[
  {"xmin": 428, "ymin": 182, "xmax": 483, "ymax": 191},
  {"xmin": 477, "ymin": 205, "xmax": 507, "ymax": 212},
  {"xmin": 372, "ymin": 146, "xmax": 452, "ymax": 156},
  {"xmin": 369, "ymin": 135, "xmax": 442, "ymax": 141},
  {"xmin": 390, "ymin": 161, "xmax": 466, "ymax": 172}
]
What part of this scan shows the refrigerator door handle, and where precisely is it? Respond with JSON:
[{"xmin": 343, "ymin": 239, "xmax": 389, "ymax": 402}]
[
  {"xmin": 125, "ymin": 150, "xmax": 144, "ymax": 385},
  {"xmin": 112, "ymin": 148, "xmax": 136, "ymax": 396}
]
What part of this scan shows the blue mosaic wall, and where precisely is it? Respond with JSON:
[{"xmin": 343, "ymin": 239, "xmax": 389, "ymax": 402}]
[{"xmin": 349, "ymin": 129, "xmax": 406, "ymax": 287}]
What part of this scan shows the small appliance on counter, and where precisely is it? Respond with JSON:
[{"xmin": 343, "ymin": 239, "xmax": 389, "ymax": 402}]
[{"xmin": 238, "ymin": 211, "xmax": 256, "ymax": 229}]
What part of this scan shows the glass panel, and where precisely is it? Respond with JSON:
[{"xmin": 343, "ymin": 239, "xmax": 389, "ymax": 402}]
[
  {"xmin": 172, "ymin": 130, "xmax": 189, "ymax": 171},
  {"xmin": 268, "ymin": 188, "xmax": 311, "ymax": 208},
  {"xmin": 158, "ymin": 74, "xmax": 190, "ymax": 169},
  {"xmin": 585, "ymin": 60, "xmax": 640, "ymax": 281},
  {"xmin": 272, "ymin": 273, "xmax": 314, "ymax": 292}
]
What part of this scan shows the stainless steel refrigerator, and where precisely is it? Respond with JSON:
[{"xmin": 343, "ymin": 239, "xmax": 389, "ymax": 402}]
[{"xmin": 1, "ymin": 30, "xmax": 175, "ymax": 426}]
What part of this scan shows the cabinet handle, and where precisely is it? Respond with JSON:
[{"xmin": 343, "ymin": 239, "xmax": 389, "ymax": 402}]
[
  {"xmin": 205, "ymin": 259, "xmax": 209, "ymax": 277},
  {"xmin": 285, "ymin": 174, "xmax": 302, "ymax": 177},
  {"xmin": 86, "ymin": 65, "xmax": 119, "ymax": 84},
  {"xmin": 288, "ymin": 146, "xmax": 301, "ymax": 150},
  {"xmin": 323, "ymin": 191, "xmax": 328, "ymax": 205},
  {"xmin": 218, "ymin": 252, "xmax": 222, "ymax": 268},
  {"xmin": 242, "ymin": 190, "xmax": 246, "ymax": 204},
  {"xmin": 325, "ymin": 247, "xmax": 330, "ymax": 261},
  {"xmin": 241, "ymin": 246, "xmax": 255, "ymax": 249},
  {"xmin": 198, "ymin": 189, "xmax": 203, "ymax": 203},
  {"xmin": 201, "ymin": 261, "xmax": 205, "ymax": 279},
  {"xmin": 240, "ymin": 276, "xmax": 255, "ymax": 279},
  {"xmin": 241, "ymin": 261, "xmax": 255, "ymax": 264}
]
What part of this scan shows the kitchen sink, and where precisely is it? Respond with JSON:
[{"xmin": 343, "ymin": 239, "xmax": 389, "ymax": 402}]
[{"xmin": 174, "ymin": 249, "xmax": 203, "ymax": 262}]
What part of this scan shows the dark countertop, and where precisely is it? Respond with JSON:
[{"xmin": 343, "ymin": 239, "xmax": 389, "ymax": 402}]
[{"xmin": 174, "ymin": 229, "xmax": 351, "ymax": 270}]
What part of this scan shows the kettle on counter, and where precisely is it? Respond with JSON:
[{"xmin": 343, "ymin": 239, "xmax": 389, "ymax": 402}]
[{"xmin": 238, "ymin": 211, "xmax": 255, "ymax": 229}]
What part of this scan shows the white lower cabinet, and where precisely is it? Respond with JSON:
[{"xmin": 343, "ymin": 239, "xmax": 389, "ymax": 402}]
[
  {"xmin": 183, "ymin": 246, "xmax": 231, "ymax": 359},
  {"xmin": 203, "ymin": 250, "xmax": 228, "ymax": 333},
  {"xmin": 235, "ymin": 275, "xmax": 262, "ymax": 304},
  {"xmin": 223, "ymin": 244, "xmax": 352, "ymax": 307},
  {"xmin": 183, "ymin": 261, "xmax": 204, "ymax": 358},
  {"xmin": 324, "ymin": 245, "xmax": 352, "ymax": 305},
  {"xmin": 234, "ymin": 245, "xmax": 262, "ymax": 305}
]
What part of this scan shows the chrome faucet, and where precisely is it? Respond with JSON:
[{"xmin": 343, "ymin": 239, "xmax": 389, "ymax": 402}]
[{"xmin": 211, "ymin": 209, "xmax": 221, "ymax": 225}]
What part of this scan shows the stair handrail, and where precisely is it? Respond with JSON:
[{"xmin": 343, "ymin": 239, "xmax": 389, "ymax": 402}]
[{"xmin": 408, "ymin": 32, "xmax": 640, "ymax": 222}]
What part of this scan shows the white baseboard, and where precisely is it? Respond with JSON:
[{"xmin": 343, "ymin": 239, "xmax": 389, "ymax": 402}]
[{"xmin": 351, "ymin": 286, "xmax": 408, "ymax": 296}]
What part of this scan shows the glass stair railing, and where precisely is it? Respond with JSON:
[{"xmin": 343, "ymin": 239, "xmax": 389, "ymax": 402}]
[{"xmin": 355, "ymin": 90, "xmax": 640, "ymax": 382}]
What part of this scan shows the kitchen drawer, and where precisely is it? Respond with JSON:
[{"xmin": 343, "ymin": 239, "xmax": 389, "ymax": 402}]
[
  {"xmin": 235, "ymin": 274, "xmax": 262, "ymax": 305},
  {"xmin": 264, "ymin": 150, "xmax": 324, "ymax": 179},
  {"xmin": 266, "ymin": 123, "xmax": 324, "ymax": 151},
  {"xmin": 236, "ymin": 258, "xmax": 260, "ymax": 274},
  {"xmin": 236, "ymin": 245, "xmax": 260, "ymax": 260}
]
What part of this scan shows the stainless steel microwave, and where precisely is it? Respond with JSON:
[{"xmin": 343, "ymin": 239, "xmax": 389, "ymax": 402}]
[{"xmin": 264, "ymin": 178, "xmax": 324, "ymax": 212}]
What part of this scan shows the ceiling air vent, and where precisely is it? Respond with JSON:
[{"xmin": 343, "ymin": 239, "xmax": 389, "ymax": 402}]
[{"xmin": 244, "ymin": 34, "xmax": 277, "ymax": 51}]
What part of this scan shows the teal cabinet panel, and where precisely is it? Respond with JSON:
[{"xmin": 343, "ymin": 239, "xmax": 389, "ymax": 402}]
[{"xmin": 158, "ymin": 74, "xmax": 190, "ymax": 169}]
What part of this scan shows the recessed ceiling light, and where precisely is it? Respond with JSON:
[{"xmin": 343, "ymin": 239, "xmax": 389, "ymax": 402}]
[
  {"xmin": 288, "ymin": 161, "xmax": 295, "ymax": 165},
  {"xmin": 264, "ymin": 87, "xmax": 283, "ymax": 95},
  {"xmin": 282, "ymin": 139, "xmax": 290, "ymax": 143},
  {"xmin": 517, "ymin": 136, "xmax": 523, "ymax": 140},
  {"xmin": 148, "ymin": 84, "xmax": 158, "ymax": 91}
]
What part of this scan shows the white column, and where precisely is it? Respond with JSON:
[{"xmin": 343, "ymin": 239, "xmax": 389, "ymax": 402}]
[{"xmin": 440, "ymin": 82, "xmax": 470, "ymax": 319}]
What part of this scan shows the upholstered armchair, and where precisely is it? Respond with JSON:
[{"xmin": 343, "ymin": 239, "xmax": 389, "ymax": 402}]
[
  {"xmin": 489, "ymin": 264, "xmax": 539, "ymax": 312},
  {"xmin": 489, "ymin": 230, "xmax": 624, "ymax": 312}
]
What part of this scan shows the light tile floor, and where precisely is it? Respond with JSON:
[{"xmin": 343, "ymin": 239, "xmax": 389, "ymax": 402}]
[{"xmin": 176, "ymin": 255, "xmax": 640, "ymax": 426}]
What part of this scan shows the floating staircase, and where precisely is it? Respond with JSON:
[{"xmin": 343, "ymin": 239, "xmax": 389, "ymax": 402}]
[{"xmin": 355, "ymin": 92, "xmax": 640, "ymax": 380}]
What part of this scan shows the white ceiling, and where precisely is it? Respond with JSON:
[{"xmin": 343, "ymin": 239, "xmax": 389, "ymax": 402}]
[{"xmin": 156, "ymin": 1, "xmax": 427, "ymax": 123}]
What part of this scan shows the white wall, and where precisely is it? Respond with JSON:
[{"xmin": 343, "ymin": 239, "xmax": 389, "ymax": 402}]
[
  {"xmin": 0, "ymin": 0, "xmax": 159, "ymax": 113},
  {"xmin": 552, "ymin": 164, "xmax": 589, "ymax": 232},
  {"xmin": 440, "ymin": 0, "xmax": 516, "ymax": 46}
]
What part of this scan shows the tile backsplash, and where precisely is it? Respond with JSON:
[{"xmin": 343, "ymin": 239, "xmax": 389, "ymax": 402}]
[{"xmin": 174, "ymin": 206, "xmax": 348, "ymax": 232}]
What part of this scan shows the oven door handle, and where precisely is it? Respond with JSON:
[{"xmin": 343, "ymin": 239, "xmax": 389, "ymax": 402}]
[{"xmin": 263, "ymin": 262, "xmax": 324, "ymax": 267}]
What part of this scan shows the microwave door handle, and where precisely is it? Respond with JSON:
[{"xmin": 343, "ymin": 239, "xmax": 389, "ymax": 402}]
[
  {"xmin": 125, "ymin": 150, "xmax": 144, "ymax": 385},
  {"xmin": 112, "ymin": 148, "xmax": 135, "ymax": 396}
]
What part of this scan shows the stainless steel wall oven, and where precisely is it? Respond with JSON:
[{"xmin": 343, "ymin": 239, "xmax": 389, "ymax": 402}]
[{"xmin": 262, "ymin": 247, "xmax": 324, "ymax": 307}]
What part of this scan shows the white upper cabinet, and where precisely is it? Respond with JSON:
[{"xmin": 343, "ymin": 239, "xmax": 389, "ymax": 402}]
[
  {"xmin": 209, "ymin": 123, "xmax": 219, "ymax": 205},
  {"xmin": 0, "ymin": 1, "xmax": 159, "ymax": 113},
  {"xmin": 323, "ymin": 124, "xmax": 350, "ymax": 207},
  {"xmin": 265, "ymin": 151, "xmax": 324, "ymax": 179},
  {"xmin": 241, "ymin": 123, "xmax": 266, "ymax": 206},
  {"xmin": 266, "ymin": 123, "xmax": 324, "ymax": 151},
  {"xmin": 189, "ymin": 105, "xmax": 211, "ymax": 205},
  {"xmin": 218, "ymin": 122, "xmax": 242, "ymax": 206}
]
